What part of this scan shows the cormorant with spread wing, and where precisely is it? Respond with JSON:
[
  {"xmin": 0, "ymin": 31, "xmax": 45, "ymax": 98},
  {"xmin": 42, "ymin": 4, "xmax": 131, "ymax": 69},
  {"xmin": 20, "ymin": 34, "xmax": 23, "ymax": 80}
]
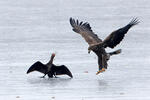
[
  {"xmin": 70, "ymin": 18, "xmax": 139, "ymax": 75},
  {"xmin": 27, "ymin": 53, "xmax": 73, "ymax": 78}
]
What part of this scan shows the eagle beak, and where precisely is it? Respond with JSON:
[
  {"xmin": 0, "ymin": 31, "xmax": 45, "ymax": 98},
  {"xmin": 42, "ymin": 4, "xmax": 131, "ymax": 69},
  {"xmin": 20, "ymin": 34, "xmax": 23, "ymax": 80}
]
[
  {"xmin": 88, "ymin": 50, "xmax": 91, "ymax": 54},
  {"xmin": 88, "ymin": 46, "xmax": 92, "ymax": 54}
]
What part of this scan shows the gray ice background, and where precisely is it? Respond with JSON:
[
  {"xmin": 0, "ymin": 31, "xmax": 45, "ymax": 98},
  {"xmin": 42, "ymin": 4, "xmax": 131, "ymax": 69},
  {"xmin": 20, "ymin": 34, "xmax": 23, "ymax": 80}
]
[{"xmin": 0, "ymin": 0, "xmax": 150, "ymax": 100}]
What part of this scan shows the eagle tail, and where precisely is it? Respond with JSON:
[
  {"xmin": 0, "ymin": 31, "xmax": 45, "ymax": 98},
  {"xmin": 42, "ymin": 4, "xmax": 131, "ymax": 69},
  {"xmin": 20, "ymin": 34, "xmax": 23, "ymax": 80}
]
[{"xmin": 109, "ymin": 49, "xmax": 122, "ymax": 56}]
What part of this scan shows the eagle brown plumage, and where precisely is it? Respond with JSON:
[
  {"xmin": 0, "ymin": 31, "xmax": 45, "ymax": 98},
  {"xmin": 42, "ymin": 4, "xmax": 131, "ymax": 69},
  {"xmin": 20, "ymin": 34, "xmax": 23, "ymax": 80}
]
[{"xmin": 70, "ymin": 17, "xmax": 139, "ymax": 74}]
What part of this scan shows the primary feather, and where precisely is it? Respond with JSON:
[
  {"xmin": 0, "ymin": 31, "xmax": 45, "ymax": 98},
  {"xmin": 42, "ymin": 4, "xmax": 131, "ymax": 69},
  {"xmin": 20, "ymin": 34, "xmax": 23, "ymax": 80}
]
[
  {"xmin": 102, "ymin": 18, "xmax": 139, "ymax": 48},
  {"xmin": 70, "ymin": 18, "xmax": 102, "ymax": 46}
]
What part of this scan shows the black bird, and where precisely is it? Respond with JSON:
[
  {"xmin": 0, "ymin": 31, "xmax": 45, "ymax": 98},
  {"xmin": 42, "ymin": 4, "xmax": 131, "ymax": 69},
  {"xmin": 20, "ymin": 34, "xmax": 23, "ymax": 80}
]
[
  {"xmin": 70, "ymin": 18, "xmax": 139, "ymax": 75},
  {"xmin": 27, "ymin": 53, "xmax": 73, "ymax": 78}
]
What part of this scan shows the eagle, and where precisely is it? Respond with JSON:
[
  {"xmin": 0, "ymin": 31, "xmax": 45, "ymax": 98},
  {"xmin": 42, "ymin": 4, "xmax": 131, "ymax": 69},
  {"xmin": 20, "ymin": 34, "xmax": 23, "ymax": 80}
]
[
  {"xmin": 27, "ymin": 53, "xmax": 73, "ymax": 78},
  {"xmin": 70, "ymin": 18, "xmax": 139, "ymax": 75}
]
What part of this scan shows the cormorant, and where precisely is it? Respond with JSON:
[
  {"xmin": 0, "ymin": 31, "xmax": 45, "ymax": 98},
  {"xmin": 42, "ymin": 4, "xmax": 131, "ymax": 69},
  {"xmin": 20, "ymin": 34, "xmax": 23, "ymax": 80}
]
[{"xmin": 27, "ymin": 53, "xmax": 73, "ymax": 78}]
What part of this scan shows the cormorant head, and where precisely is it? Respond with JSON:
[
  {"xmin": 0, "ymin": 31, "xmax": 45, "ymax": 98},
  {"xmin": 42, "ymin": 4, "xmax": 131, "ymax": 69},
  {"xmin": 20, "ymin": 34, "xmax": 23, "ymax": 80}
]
[
  {"xmin": 50, "ymin": 53, "xmax": 56, "ymax": 60},
  {"xmin": 51, "ymin": 53, "xmax": 55, "ymax": 57}
]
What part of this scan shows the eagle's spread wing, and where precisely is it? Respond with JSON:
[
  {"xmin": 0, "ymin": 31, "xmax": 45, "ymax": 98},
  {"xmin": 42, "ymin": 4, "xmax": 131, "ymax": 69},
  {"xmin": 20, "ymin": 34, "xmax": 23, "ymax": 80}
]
[
  {"xmin": 27, "ymin": 61, "xmax": 47, "ymax": 74},
  {"xmin": 52, "ymin": 65, "xmax": 73, "ymax": 78},
  {"xmin": 102, "ymin": 18, "xmax": 139, "ymax": 48},
  {"xmin": 70, "ymin": 18, "xmax": 102, "ymax": 46}
]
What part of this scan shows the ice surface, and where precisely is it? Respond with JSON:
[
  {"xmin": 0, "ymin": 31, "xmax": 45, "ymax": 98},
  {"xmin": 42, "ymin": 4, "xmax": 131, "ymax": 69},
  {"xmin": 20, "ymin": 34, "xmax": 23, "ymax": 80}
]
[{"xmin": 0, "ymin": 0, "xmax": 150, "ymax": 100}]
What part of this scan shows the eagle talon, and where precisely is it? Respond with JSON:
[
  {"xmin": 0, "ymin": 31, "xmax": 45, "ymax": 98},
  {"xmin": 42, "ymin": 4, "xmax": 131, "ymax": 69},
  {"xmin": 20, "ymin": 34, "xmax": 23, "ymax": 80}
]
[{"xmin": 96, "ymin": 68, "xmax": 105, "ymax": 75}]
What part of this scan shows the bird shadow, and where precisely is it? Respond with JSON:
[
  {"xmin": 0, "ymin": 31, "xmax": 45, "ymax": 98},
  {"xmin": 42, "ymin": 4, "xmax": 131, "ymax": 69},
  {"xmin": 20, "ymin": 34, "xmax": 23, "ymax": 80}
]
[
  {"xmin": 97, "ymin": 79, "xmax": 108, "ymax": 91},
  {"xmin": 27, "ymin": 76, "xmax": 72, "ymax": 87}
]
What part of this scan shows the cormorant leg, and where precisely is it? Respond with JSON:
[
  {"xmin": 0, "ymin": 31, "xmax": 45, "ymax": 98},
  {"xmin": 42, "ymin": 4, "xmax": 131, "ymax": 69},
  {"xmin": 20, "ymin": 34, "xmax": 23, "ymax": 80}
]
[
  {"xmin": 96, "ymin": 68, "xmax": 105, "ymax": 75},
  {"xmin": 54, "ymin": 74, "xmax": 58, "ymax": 78},
  {"xmin": 54, "ymin": 75, "xmax": 58, "ymax": 78},
  {"xmin": 40, "ymin": 74, "xmax": 46, "ymax": 78}
]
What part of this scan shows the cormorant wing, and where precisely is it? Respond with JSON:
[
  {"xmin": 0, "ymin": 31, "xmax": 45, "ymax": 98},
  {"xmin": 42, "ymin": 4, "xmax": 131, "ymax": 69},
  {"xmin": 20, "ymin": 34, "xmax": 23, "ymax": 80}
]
[
  {"xmin": 70, "ymin": 18, "xmax": 102, "ymax": 46},
  {"xmin": 102, "ymin": 18, "xmax": 139, "ymax": 48},
  {"xmin": 27, "ymin": 61, "xmax": 47, "ymax": 74},
  {"xmin": 53, "ymin": 65, "xmax": 73, "ymax": 78}
]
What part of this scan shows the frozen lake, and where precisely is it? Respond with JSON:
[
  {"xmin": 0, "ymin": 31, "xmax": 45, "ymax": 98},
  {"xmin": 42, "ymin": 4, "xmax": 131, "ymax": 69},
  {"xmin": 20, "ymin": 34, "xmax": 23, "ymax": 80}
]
[{"xmin": 0, "ymin": 0, "xmax": 150, "ymax": 100}]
